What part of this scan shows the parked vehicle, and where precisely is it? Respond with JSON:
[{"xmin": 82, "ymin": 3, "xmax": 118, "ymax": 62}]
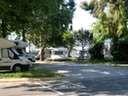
[
  {"xmin": 11, "ymin": 40, "xmax": 36, "ymax": 62},
  {"xmin": 50, "ymin": 48, "xmax": 68, "ymax": 60},
  {"xmin": 0, "ymin": 38, "xmax": 32, "ymax": 72},
  {"xmin": 36, "ymin": 47, "xmax": 68, "ymax": 60},
  {"xmin": 103, "ymin": 38, "xmax": 113, "ymax": 60},
  {"xmin": 71, "ymin": 46, "xmax": 91, "ymax": 60},
  {"xmin": 77, "ymin": 50, "xmax": 91, "ymax": 60}
]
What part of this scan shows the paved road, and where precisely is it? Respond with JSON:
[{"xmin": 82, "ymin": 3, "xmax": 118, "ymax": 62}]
[
  {"xmin": 1, "ymin": 61, "xmax": 128, "ymax": 96},
  {"xmin": 37, "ymin": 61, "xmax": 128, "ymax": 81}
]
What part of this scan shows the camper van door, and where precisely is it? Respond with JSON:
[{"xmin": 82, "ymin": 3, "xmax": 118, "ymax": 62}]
[{"xmin": 0, "ymin": 48, "xmax": 13, "ymax": 70}]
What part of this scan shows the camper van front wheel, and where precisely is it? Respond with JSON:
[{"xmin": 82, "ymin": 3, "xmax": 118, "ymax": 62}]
[{"xmin": 13, "ymin": 64, "xmax": 22, "ymax": 72}]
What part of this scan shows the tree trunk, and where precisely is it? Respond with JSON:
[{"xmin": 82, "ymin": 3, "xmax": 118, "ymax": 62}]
[
  {"xmin": 39, "ymin": 43, "xmax": 46, "ymax": 61},
  {"xmin": 22, "ymin": 26, "xmax": 26, "ymax": 41},
  {"xmin": 80, "ymin": 43, "xmax": 85, "ymax": 60},
  {"xmin": 1, "ymin": 19, "xmax": 7, "ymax": 38},
  {"xmin": 68, "ymin": 45, "xmax": 73, "ymax": 57},
  {"xmin": 39, "ymin": 33, "xmax": 47, "ymax": 61}
]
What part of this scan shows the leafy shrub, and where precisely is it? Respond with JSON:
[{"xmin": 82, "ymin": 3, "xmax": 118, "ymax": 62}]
[
  {"xmin": 89, "ymin": 42, "xmax": 104, "ymax": 59},
  {"xmin": 111, "ymin": 40, "xmax": 128, "ymax": 61}
]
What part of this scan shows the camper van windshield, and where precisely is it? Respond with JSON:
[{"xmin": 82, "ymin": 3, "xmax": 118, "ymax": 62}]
[
  {"xmin": 16, "ymin": 49, "xmax": 26, "ymax": 54},
  {"xmin": 54, "ymin": 51, "xmax": 63, "ymax": 55},
  {"xmin": 11, "ymin": 48, "xmax": 20, "ymax": 56},
  {"xmin": 16, "ymin": 49, "xmax": 23, "ymax": 54}
]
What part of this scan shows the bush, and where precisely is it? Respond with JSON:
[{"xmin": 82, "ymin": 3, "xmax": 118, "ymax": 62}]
[
  {"xmin": 111, "ymin": 40, "xmax": 128, "ymax": 61},
  {"xmin": 89, "ymin": 42, "xmax": 104, "ymax": 59}
]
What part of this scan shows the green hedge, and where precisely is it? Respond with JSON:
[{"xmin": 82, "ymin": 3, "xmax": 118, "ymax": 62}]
[
  {"xmin": 111, "ymin": 40, "xmax": 128, "ymax": 61},
  {"xmin": 89, "ymin": 42, "xmax": 104, "ymax": 59}
]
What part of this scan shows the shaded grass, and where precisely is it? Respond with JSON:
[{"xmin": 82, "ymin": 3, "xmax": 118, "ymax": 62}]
[
  {"xmin": 0, "ymin": 71, "xmax": 61, "ymax": 78},
  {"xmin": 0, "ymin": 64, "xmax": 62, "ymax": 79},
  {"xmin": 75, "ymin": 59, "xmax": 128, "ymax": 66}
]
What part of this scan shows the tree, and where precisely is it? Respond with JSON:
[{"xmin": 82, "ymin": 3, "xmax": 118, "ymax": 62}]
[
  {"xmin": 111, "ymin": 39, "xmax": 128, "ymax": 61},
  {"xmin": 0, "ymin": 0, "xmax": 12, "ymax": 38},
  {"xmin": 27, "ymin": 0, "xmax": 75, "ymax": 60},
  {"xmin": 81, "ymin": 0, "xmax": 128, "ymax": 61},
  {"xmin": 63, "ymin": 30, "xmax": 75, "ymax": 57},
  {"xmin": 47, "ymin": 0, "xmax": 75, "ymax": 47},
  {"xmin": 74, "ymin": 28, "xmax": 93, "ymax": 60},
  {"xmin": 9, "ymin": 0, "xmax": 33, "ymax": 41},
  {"xmin": 0, "ymin": 0, "xmax": 76, "ymax": 61},
  {"xmin": 0, "ymin": 0, "xmax": 33, "ymax": 39},
  {"xmin": 81, "ymin": 0, "xmax": 128, "ymax": 42},
  {"xmin": 27, "ymin": 0, "xmax": 59, "ymax": 60},
  {"xmin": 89, "ymin": 42, "xmax": 104, "ymax": 59}
]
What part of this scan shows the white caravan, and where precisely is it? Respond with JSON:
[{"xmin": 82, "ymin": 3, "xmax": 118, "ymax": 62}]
[
  {"xmin": 11, "ymin": 40, "xmax": 36, "ymax": 62},
  {"xmin": 71, "ymin": 46, "xmax": 91, "ymax": 59},
  {"xmin": 43, "ymin": 48, "xmax": 68, "ymax": 60},
  {"xmin": 0, "ymin": 38, "xmax": 32, "ymax": 72}
]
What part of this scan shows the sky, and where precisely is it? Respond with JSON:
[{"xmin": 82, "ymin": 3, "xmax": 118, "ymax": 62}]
[{"xmin": 73, "ymin": 0, "xmax": 96, "ymax": 30}]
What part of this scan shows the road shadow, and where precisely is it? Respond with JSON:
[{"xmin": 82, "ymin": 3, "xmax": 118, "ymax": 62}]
[
  {"xmin": 1, "ymin": 61, "xmax": 128, "ymax": 96},
  {"xmin": 34, "ymin": 61, "xmax": 128, "ymax": 81},
  {"xmin": 72, "ymin": 75, "xmax": 128, "ymax": 96}
]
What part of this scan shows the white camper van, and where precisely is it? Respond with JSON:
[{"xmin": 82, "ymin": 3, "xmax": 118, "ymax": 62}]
[
  {"xmin": 0, "ymin": 38, "xmax": 32, "ymax": 72},
  {"xmin": 11, "ymin": 40, "xmax": 36, "ymax": 62}
]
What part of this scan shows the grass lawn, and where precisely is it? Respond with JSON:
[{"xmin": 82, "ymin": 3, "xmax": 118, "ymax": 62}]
[
  {"xmin": 74, "ymin": 59, "xmax": 128, "ymax": 70},
  {"xmin": 75, "ymin": 59, "xmax": 128, "ymax": 66},
  {"xmin": 0, "ymin": 64, "xmax": 62, "ymax": 79}
]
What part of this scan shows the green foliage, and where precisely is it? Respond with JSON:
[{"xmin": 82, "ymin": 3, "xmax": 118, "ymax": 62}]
[
  {"xmin": 74, "ymin": 28, "xmax": 93, "ymax": 49},
  {"xmin": 63, "ymin": 30, "xmax": 74, "ymax": 47},
  {"xmin": 0, "ymin": 0, "xmax": 75, "ymax": 47},
  {"xmin": 27, "ymin": 0, "xmax": 75, "ymax": 48},
  {"xmin": 0, "ymin": 64, "xmax": 62, "ymax": 78},
  {"xmin": 0, "ymin": 0, "xmax": 33, "ymax": 38},
  {"xmin": 81, "ymin": 0, "xmax": 128, "ymax": 41},
  {"xmin": 75, "ymin": 59, "xmax": 128, "ymax": 65},
  {"xmin": 0, "ymin": 71, "xmax": 57, "ymax": 78},
  {"xmin": 89, "ymin": 42, "xmax": 104, "ymax": 59},
  {"xmin": 111, "ymin": 38, "xmax": 128, "ymax": 61},
  {"xmin": 62, "ymin": 30, "xmax": 75, "ymax": 56},
  {"xmin": 74, "ymin": 28, "xmax": 93, "ymax": 60}
]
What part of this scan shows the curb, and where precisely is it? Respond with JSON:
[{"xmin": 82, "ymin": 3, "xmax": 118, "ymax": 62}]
[{"xmin": 0, "ymin": 77, "xmax": 60, "ymax": 83}]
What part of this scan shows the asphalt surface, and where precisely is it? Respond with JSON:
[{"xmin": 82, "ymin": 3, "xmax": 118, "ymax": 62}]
[
  {"xmin": 35, "ymin": 61, "xmax": 128, "ymax": 96},
  {"xmin": 1, "ymin": 61, "xmax": 128, "ymax": 96},
  {"xmin": 36, "ymin": 61, "xmax": 128, "ymax": 81}
]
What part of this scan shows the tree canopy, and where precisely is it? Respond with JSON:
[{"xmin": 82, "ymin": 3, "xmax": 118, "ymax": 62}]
[
  {"xmin": 0, "ymin": 0, "xmax": 76, "ymax": 60},
  {"xmin": 74, "ymin": 28, "xmax": 93, "ymax": 60},
  {"xmin": 81, "ymin": 0, "xmax": 128, "ymax": 42},
  {"xmin": 0, "ymin": 0, "xmax": 75, "ymax": 44}
]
